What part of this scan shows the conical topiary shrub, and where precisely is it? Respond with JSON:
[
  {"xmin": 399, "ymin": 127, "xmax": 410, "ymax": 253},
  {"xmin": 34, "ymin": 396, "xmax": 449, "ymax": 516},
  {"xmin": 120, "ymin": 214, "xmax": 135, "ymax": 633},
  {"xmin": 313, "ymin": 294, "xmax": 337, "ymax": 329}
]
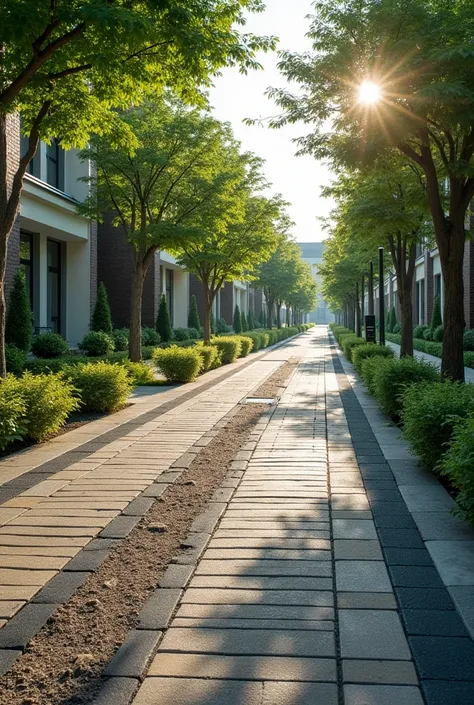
[
  {"xmin": 233, "ymin": 305, "xmax": 242, "ymax": 333},
  {"xmin": 258, "ymin": 310, "xmax": 265, "ymax": 328},
  {"xmin": 6, "ymin": 270, "xmax": 33, "ymax": 351},
  {"xmin": 92, "ymin": 282, "xmax": 113, "ymax": 335},
  {"xmin": 156, "ymin": 294, "xmax": 173, "ymax": 342},
  {"xmin": 247, "ymin": 310, "xmax": 254, "ymax": 330},
  {"xmin": 188, "ymin": 295, "xmax": 201, "ymax": 331},
  {"xmin": 430, "ymin": 294, "xmax": 442, "ymax": 334},
  {"xmin": 241, "ymin": 310, "xmax": 248, "ymax": 332},
  {"xmin": 387, "ymin": 306, "xmax": 397, "ymax": 333}
]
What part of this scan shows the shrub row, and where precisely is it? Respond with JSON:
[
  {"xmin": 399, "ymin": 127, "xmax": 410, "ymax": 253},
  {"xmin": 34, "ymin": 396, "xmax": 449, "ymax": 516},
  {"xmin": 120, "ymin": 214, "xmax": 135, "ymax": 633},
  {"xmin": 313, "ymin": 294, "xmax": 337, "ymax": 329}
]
[{"xmin": 385, "ymin": 332, "xmax": 474, "ymax": 369}]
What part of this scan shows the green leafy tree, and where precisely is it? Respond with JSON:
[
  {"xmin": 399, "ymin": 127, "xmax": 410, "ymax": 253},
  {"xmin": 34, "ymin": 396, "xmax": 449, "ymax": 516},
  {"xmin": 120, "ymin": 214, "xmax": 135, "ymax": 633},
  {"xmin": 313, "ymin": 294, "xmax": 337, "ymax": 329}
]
[
  {"xmin": 233, "ymin": 305, "xmax": 242, "ymax": 334},
  {"xmin": 431, "ymin": 295, "xmax": 442, "ymax": 334},
  {"xmin": 156, "ymin": 295, "xmax": 172, "ymax": 343},
  {"xmin": 5, "ymin": 270, "xmax": 33, "ymax": 352},
  {"xmin": 272, "ymin": 0, "xmax": 474, "ymax": 379},
  {"xmin": 188, "ymin": 295, "xmax": 201, "ymax": 332},
  {"xmin": 0, "ymin": 0, "xmax": 275, "ymax": 376},
  {"xmin": 91, "ymin": 282, "xmax": 113, "ymax": 335}
]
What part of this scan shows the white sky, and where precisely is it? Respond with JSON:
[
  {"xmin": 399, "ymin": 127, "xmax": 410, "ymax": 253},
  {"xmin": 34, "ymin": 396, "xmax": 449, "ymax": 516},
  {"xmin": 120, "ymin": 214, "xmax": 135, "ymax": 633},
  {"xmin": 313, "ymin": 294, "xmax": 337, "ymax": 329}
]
[{"xmin": 208, "ymin": 0, "xmax": 334, "ymax": 243}]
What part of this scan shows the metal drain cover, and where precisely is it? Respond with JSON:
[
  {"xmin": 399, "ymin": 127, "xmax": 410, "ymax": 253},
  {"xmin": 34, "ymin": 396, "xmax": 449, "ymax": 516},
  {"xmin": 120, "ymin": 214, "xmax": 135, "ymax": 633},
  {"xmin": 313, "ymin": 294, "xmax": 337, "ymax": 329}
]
[{"xmin": 243, "ymin": 397, "xmax": 277, "ymax": 405}]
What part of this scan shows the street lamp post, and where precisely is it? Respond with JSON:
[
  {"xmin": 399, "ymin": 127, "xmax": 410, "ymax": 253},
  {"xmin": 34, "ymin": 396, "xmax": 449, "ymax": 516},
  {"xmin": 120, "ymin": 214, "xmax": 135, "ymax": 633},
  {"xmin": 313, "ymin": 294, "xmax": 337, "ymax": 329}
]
[{"xmin": 379, "ymin": 247, "xmax": 385, "ymax": 346}]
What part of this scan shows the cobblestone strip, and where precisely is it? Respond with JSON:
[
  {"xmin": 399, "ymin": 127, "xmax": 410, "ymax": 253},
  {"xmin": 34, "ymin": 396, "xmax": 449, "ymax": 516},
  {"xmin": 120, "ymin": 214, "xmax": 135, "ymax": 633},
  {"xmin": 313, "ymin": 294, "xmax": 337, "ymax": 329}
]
[{"xmin": 330, "ymin": 341, "xmax": 474, "ymax": 705}]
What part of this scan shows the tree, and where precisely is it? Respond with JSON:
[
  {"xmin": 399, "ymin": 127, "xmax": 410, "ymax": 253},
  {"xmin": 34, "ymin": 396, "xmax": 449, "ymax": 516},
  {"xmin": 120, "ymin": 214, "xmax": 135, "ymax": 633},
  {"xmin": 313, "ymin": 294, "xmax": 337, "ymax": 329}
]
[
  {"xmin": 233, "ymin": 305, "xmax": 242, "ymax": 334},
  {"xmin": 92, "ymin": 282, "xmax": 113, "ymax": 335},
  {"xmin": 188, "ymin": 295, "xmax": 201, "ymax": 332},
  {"xmin": 387, "ymin": 307, "xmax": 397, "ymax": 334},
  {"xmin": 241, "ymin": 309, "xmax": 248, "ymax": 332},
  {"xmin": 272, "ymin": 0, "xmax": 474, "ymax": 379},
  {"xmin": 431, "ymin": 295, "xmax": 442, "ymax": 334},
  {"xmin": 5, "ymin": 270, "xmax": 32, "ymax": 351},
  {"xmin": 0, "ymin": 0, "xmax": 275, "ymax": 377},
  {"xmin": 81, "ymin": 100, "xmax": 236, "ymax": 360},
  {"xmin": 156, "ymin": 295, "xmax": 172, "ymax": 343}
]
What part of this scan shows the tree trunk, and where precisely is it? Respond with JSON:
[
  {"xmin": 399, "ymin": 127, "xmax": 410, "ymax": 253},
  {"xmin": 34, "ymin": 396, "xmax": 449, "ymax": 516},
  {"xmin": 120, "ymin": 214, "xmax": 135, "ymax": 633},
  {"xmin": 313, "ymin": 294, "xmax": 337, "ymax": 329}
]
[
  {"xmin": 389, "ymin": 238, "xmax": 415, "ymax": 358},
  {"xmin": 267, "ymin": 300, "xmax": 274, "ymax": 329},
  {"xmin": 0, "ymin": 116, "xmax": 11, "ymax": 377},
  {"xmin": 399, "ymin": 289, "xmax": 414, "ymax": 357},
  {"xmin": 276, "ymin": 303, "xmax": 282, "ymax": 328},
  {"xmin": 440, "ymin": 221, "xmax": 465, "ymax": 380},
  {"xmin": 128, "ymin": 259, "xmax": 146, "ymax": 362},
  {"xmin": 203, "ymin": 290, "xmax": 213, "ymax": 344}
]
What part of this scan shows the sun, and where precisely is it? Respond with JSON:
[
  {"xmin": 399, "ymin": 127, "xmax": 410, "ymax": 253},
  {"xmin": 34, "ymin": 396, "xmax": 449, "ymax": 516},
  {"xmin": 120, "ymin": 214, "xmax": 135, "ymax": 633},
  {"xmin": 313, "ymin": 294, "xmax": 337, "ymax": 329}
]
[{"xmin": 358, "ymin": 81, "xmax": 382, "ymax": 105}]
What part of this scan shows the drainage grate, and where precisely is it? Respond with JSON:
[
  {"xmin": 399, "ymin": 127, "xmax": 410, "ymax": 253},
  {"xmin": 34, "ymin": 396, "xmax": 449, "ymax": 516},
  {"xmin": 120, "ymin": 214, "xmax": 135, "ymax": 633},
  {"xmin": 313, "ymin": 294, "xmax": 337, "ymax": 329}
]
[{"xmin": 242, "ymin": 397, "xmax": 277, "ymax": 405}]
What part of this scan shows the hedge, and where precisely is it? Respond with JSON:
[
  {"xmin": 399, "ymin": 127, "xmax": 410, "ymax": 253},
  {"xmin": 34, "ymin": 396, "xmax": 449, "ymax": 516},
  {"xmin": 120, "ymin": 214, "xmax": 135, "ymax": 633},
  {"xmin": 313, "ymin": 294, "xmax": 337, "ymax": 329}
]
[
  {"xmin": 211, "ymin": 336, "xmax": 242, "ymax": 364},
  {"xmin": 342, "ymin": 335, "xmax": 366, "ymax": 361},
  {"xmin": 372, "ymin": 357, "xmax": 439, "ymax": 420},
  {"xmin": 152, "ymin": 346, "xmax": 203, "ymax": 382},
  {"xmin": 352, "ymin": 344, "xmax": 394, "ymax": 375},
  {"xmin": 31, "ymin": 332, "xmax": 68, "ymax": 358},
  {"xmin": 440, "ymin": 417, "xmax": 474, "ymax": 523},
  {"xmin": 66, "ymin": 362, "xmax": 132, "ymax": 412},
  {"xmin": 196, "ymin": 344, "xmax": 221, "ymax": 371},
  {"xmin": 19, "ymin": 371, "xmax": 79, "ymax": 441}
]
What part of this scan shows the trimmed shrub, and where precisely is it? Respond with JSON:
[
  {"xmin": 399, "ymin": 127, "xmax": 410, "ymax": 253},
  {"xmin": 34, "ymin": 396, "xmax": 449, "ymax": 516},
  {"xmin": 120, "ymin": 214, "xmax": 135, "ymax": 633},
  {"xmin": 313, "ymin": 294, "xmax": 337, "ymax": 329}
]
[
  {"xmin": 463, "ymin": 329, "xmax": 474, "ymax": 351},
  {"xmin": 247, "ymin": 311, "xmax": 254, "ymax": 330},
  {"xmin": 31, "ymin": 332, "xmax": 68, "ymax": 358},
  {"xmin": 372, "ymin": 357, "xmax": 439, "ymax": 420},
  {"xmin": 156, "ymin": 295, "xmax": 172, "ymax": 342},
  {"xmin": 342, "ymin": 335, "xmax": 365, "ymax": 361},
  {"xmin": 196, "ymin": 344, "xmax": 221, "ymax": 371},
  {"xmin": 6, "ymin": 270, "xmax": 33, "ymax": 352},
  {"xmin": 246, "ymin": 331, "xmax": 262, "ymax": 351},
  {"xmin": 112, "ymin": 329, "xmax": 129, "ymax": 351},
  {"xmin": 67, "ymin": 362, "xmax": 132, "ymax": 412},
  {"xmin": 0, "ymin": 376, "xmax": 27, "ymax": 449},
  {"xmin": 188, "ymin": 295, "xmax": 201, "ymax": 331},
  {"xmin": 92, "ymin": 282, "xmax": 113, "ymax": 335},
  {"xmin": 423, "ymin": 327, "xmax": 433, "ymax": 341},
  {"xmin": 79, "ymin": 331, "xmax": 115, "ymax": 357},
  {"xmin": 387, "ymin": 307, "xmax": 396, "ymax": 333},
  {"xmin": 152, "ymin": 346, "xmax": 203, "ymax": 383},
  {"xmin": 352, "ymin": 344, "xmax": 394, "ymax": 375},
  {"xmin": 5, "ymin": 344, "xmax": 27, "ymax": 375},
  {"xmin": 260, "ymin": 332, "xmax": 270, "ymax": 348},
  {"xmin": 211, "ymin": 336, "xmax": 242, "ymax": 364},
  {"xmin": 464, "ymin": 352, "xmax": 474, "ymax": 369},
  {"xmin": 433, "ymin": 325, "xmax": 444, "ymax": 343},
  {"xmin": 439, "ymin": 417, "xmax": 474, "ymax": 523},
  {"xmin": 122, "ymin": 361, "xmax": 155, "ymax": 386},
  {"xmin": 361, "ymin": 356, "xmax": 392, "ymax": 395},
  {"xmin": 173, "ymin": 327, "xmax": 190, "ymax": 341},
  {"xmin": 401, "ymin": 380, "xmax": 474, "ymax": 471},
  {"xmin": 187, "ymin": 327, "xmax": 200, "ymax": 340},
  {"xmin": 393, "ymin": 323, "xmax": 401, "ymax": 334},
  {"xmin": 142, "ymin": 327, "xmax": 160, "ymax": 347},
  {"xmin": 430, "ymin": 294, "xmax": 442, "ymax": 334},
  {"xmin": 20, "ymin": 371, "xmax": 79, "ymax": 441},
  {"xmin": 216, "ymin": 318, "xmax": 232, "ymax": 334},
  {"xmin": 236, "ymin": 336, "xmax": 254, "ymax": 357},
  {"xmin": 233, "ymin": 305, "xmax": 242, "ymax": 334},
  {"xmin": 241, "ymin": 311, "xmax": 248, "ymax": 332},
  {"xmin": 424, "ymin": 341, "xmax": 443, "ymax": 357},
  {"xmin": 413, "ymin": 324, "xmax": 428, "ymax": 340}
]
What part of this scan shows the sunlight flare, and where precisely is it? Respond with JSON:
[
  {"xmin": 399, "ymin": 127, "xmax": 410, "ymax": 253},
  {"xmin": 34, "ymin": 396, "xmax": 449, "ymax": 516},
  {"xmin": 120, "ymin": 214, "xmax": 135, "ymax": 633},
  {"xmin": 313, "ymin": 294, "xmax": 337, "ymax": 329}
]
[{"xmin": 358, "ymin": 81, "xmax": 382, "ymax": 105}]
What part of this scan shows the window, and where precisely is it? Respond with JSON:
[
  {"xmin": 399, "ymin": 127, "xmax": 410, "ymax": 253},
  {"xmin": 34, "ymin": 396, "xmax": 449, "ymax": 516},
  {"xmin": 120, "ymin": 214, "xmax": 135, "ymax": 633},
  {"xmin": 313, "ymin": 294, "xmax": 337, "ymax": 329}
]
[
  {"xmin": 165, "ymin": 269, "xmax": 173, "ymax": 325},
  {"xmin": 20, "ymin": 133, "xmax": 40, "ymax": 178},
  {"xmin": 46, "ymin": 139, "xmax": 65, "ymax": 190},
  {"xmin": 47, "ymin": 240, "xmax": 61, "ymax": 333},
  {"xmin": 417, "ymin": 279, "xmax": 425, "ymax": 324},
  {"xmin": 19, "ymin": 232, "xmax": 33, "ymax": 306}
]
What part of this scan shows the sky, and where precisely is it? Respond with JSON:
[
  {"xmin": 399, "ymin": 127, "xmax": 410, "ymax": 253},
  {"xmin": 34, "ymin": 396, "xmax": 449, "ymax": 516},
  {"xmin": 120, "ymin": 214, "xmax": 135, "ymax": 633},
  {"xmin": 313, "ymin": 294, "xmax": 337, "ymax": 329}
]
[{"xmin": 208, "ymin": 0, "xmax": 334, "ymax": 243}]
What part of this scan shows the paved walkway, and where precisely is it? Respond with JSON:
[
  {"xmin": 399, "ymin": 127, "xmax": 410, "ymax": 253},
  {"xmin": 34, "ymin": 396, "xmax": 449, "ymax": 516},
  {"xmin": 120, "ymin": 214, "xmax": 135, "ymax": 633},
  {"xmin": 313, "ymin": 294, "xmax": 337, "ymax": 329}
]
[{"xmin": 129, "ymin": 328, "xmax": 474, "ymax": 705}]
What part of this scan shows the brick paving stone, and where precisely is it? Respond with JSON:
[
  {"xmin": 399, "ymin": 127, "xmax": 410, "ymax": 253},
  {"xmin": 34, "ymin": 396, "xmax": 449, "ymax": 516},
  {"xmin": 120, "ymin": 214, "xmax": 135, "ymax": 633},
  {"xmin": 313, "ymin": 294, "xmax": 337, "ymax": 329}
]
[
  {"xmin": 104, "ymin": 629, "xmax": 162, "ymax": 678},
  {"xmin": 420, "ymin": 681, "xmax": 474, "ymax": 705},
  {"xmin": 92, "ymin": 676, "xmax": 139, "ymax": 705},
  {"xmin": 0, "ymin": 649, "xmax": 21, "ymax": 677},
  {"xmin": 333, "ymin": 519, "xmax": 377, "ymax": 539},
  {"xmin": 344, "ymin": 684, "xmax": 424, "ymax": 705},
  {"xmin": 0, "ymin": 602, "xmax": 60, "ymax": 649},
  {"xmin": 342, "ymin": 659, "xmax": 419, "ymax": 684},
  {"xmin": 32, "ymin": 571, "xmax": 90, "ymax": 603},
  {"xmin": 159, "ymin": 564, "xmax": 195, "ymax": 589},
  {"xmin": 408, "ymin": 635, "xmax": 474, "ymax": 681},
  {"xmin": 189, "ymin": 575, "xmax": 333, "ymax": 591},
  {"xmin": 195, "ymin": 559, "xmax": 332, "ymax": 577},
  {"xmin": 337, "ymin": 592, "xmax": 397, "ymax": 610},
  {"xmin": 99, "ymin": 516, "xmax": 142, "ymax": 539},
  {"xmin": 334, "ymin": 540, "xmax": 383, "ymax": 560},
  {"xmin": 402, "ymin": 609, "xmax": 468, "ymax": 637},
  {"xmin": 63, "ymin": 549, "xmax": 110, "ymax": 572},
  {"xmin": 137, "ymin": 589, "xmax": 182, "ymax": 630},
  {"xmin": 336, "ymin": 560, "xmax": 392, "ymax": 592},
  {"xmin": 339, "ymin": 610, "xmax": 411, "ymax": 660}
]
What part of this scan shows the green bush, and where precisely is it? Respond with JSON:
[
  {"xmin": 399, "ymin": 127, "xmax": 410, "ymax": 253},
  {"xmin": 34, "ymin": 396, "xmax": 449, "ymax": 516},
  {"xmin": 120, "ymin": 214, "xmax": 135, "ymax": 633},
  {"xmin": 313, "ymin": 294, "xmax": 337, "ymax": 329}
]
[
  {"xmin": 439, "ymin": 417, "xmax": 474, "ymax": 523},
  {"xmin": 342, "ymin": 335, "xmax": 365, "ymax": 361},
  {"xmin": 430, "ymin": 294, "xmax": 442, "ymax": 334},
  {"xmin": 372, "ymin": 357, "xmax": 439, "ymax": 419},
  {"xmin": 152, "ymin": 346, "xmax": 203, "ymax": 382},
  {"xmin": 31, "ymin": 332, "xmax": 68, "ymax": 358},
  {"xmin": 260, "ymin": 331, "xmax": 270, "ymax": 348},
  {"xmin": 79, "ymin": 331, "xmax": 115, "ymax": 357},
  {"xmin": 216, "ymin": 317, "xmax": 233, "ymax": 334},
  {"xmin": 241, "ymin": 310, "xmax": 248, "ymax": 332},
  {"xmin": 20, "ymin": 371, "xmax": 79, "ymax": 441},
  {"xmin": 211, "ymin": 336, "xmax": 242, "ymax": 364},
  {"xmin": 464, "ymin": 352, "xmax": 474, "ymax": 369},
  {"xmin": 188, "ymin": 295, "xmax": 201, "ymax": 331},
  {"xmin": 186, "ymin": 327, "xmax": 200, "ymax": 340},
  {"xmin": 423, "ymin": 327, "xmax": 434, "ymax": 341},
  {"xmin": 424, "ymin": 341, "xmax": 443, "ymax": 357},
  {"xmin": 196, "ymin": 343, "xmax": 221, "ymax": 371},
  {"xmin": 361, "ymin": 356, "xmax": 392, "ymax": 395},
  {"xmin": 463, "ymin": 329, "xmax": 474, "ymax": 351},
  {"xmin": 352, "ymin": 344, "xmax": 394, "ymax": 375},
  {"xmin": 413, "ymin": 324, "xmax": 428, "ymax": 340},
  {"xmin": 5, "ymin": 344, "xmax": 27, "ymax": 375},
  {"xmin": 67, "ymin": 362, "xmax": 132, "ymax": 412},
  {"xmin": 433, "ymin": 325, "xmax": 444, "ymax": 343},
  {"xmin": 236, "ymin": 335, "xmax": 254, "ymax": 357},
  {"xmin": 122, "ymin": 360, "xmax": 155, "ymax": 386},
  {"xmin": 156, "ymin": 295, "xmax": 172, "ymax": 342},
  {"xmin": 247, "ymin": 311, "xmax": 254, "ymax": 330},
  {"xmin": 246, "ymin": 331, "xmax": 262, "ymax": 351},
  {"xmin": 142, "ymin": 327, "xmax": 160, "ymax": 347},
  {"xmin": 112, "ymin": 329, "xmax": 129, "ymax": 351},
  {"xmin": 401, "ymin": 380, "xmax": 474, "ymax": 471},
  {"xmin": 92, "ymin": 282, "xmax": 113, "ymax": 335},
  {"xmin": 393, "ymin": 323, "xmax": 401, "ymax": 334},
  {"xmin": 267, "ymin": 329, "xmax": 278, "ymax": 345},
  {"xmin": 0, "ymin": 376, "xmax": 27, "ymax": 449},
  {"xmin": 173, "ymin": 327, "xmax": 190, "ymax": 341},
  {"xmin": 233, "ymin": 305, "xmax": 242, "ymax": 334},
  {"xmin": 6, "ymin": 270, "xmax": 33, "ymax": 351}
]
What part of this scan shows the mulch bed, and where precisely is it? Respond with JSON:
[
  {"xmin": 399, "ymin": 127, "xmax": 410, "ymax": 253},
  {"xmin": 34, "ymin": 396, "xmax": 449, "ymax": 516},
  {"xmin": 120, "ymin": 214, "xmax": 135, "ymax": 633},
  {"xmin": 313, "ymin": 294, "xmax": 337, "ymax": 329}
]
[{"xmin": 0, "ymin": 359, "xmax": 299, "ymax": 705}]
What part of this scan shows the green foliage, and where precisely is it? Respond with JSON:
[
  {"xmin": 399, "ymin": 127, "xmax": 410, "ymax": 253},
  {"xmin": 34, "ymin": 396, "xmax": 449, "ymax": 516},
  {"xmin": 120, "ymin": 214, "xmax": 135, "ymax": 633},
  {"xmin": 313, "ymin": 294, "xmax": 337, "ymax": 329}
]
[
  {"xmin": 258, "ymin": 310, "xmax": 265, "ymax": 327},
  {"xmin": 440, "ymin": 417, "xmax": 474, "ymax": 523},
  {"xmin": 361, "ymin": 356, "xmax": 392, "ymax": 395},
  {"xmin": 246, "ymin": 331, "xmax": 263, "ymax": 351},
  {"xmin": 236, "ymin": 336, "xmax": 254, "ymax": 357},
  {"xmin": 122, "ymin": 361, "xmax": 155, "ymax": 386},
  {"xmin": 113, "ymin": 329, "xmax": 129, "ymax": 351},
  {"xmin": 372, "ymin": 357, "xmax": 439, "ymax": 419},
  {"xmin": 157, "ymin": 295, "xmax": 173, "ymax": 343},
  {"xmin": 67, "ymin": 362, "xmax": 132, "ymax": 412},
  {"xmin": 413, "ymin": 325, "xmax": 429, "ymax": 340},
  {"xmin": 196, "ymin": 343, "xmax": 221, "ymax": 371},
  {"xmin": 0, "ymin": 376, "xmax": 27, "ymax": 449},
  {"xmin": 393, "ymin": 323, "xmax": 401, "ymax": 334},
  {"xmin": 20, "ymin": 371, "xmax": 79, "ymax": 441},
  {"xmin": 387, "ymin": 307, "xmax": 397, "ymax": 334},
  {"xmin": 433, "ymin": 325, "xmax": 444, "ymax": 342},
  {"xmin": 430, "ymin": 295, "xmax": 442, "ymax": 334},
  {"xmin": 247, "ymin": 311, "xmax": 255, "ymax": 330},
  {"xmin": 173, "ymin": 328, "xmax": 190, "ymax": 341},
  {"xmin": 463, "ymin": 330, "xmax": 474, "ymax": 351},
  {"xmin": 241, "ymin": 310, "xmax": 248, "ymax": 332},
  {"xmin": 188, "ymin": 295, "xmax": 201, "ymax": 331},
  {"xmin": 233, "ymin": 305, "xmax": 242, "ymax": 334},
  {"xmin": 401, "ymin": 381, "xmax": 474, "ymax": 471},
  {"xmin": 352, "ymin": 344, "xmax": 394, "ymax": 375},
  {"xmin": 464, "ymin": 352, "xmax": 474, "ymax": 369},
  {"xmin": 31, "ymin": 332, "xmax": 68, "ymax": 358},
  {"xmin": 342, "ymin": 335, "xmax": 365, "ymax": 361},
  {"xmin": 211, "ymin": 336, "xmax": 242, "ymax": 364},
  {"xmin": 423, "ymin": 327, "xmax": 434, "ymax": 341},
  {"xmin": 79, "ymin": 331, "xmax": 115, "ymax": 357},
  {"xmin": 6, "ymin": 270, "xmax": 32, "ymax": 352},
  {"xmin": 186, "ymin": 327, "xmax": 200, "ymax": 340},
  {"xmin": 142, "ymin": 328, "xmax": 160, "ymax": 347},
  {"xmin": 5, "ymin": 344, "xmax": 27, "ymax": 375},
  {"xmin": 91, "ymin": 283, "xmax": 113, "ymax": 335},
  {"xmin": 216, "ymin": 318, "xmax": 233, "ymax": 334},
  {"xmin": 152, "ymin": 346, "xmax": 203, "ymax": 383}
]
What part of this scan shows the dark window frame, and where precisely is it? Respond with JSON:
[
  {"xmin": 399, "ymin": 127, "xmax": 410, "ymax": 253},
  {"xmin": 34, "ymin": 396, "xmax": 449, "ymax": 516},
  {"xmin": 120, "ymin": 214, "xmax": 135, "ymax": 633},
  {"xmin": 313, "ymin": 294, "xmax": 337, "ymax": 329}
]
[
  {"xmin": 47, "ymin": 239, "xmax": 62, "ymax": 334},
  {"xmin": 46, "ymin": 139, "xmax": 65, "ymax": 190}
]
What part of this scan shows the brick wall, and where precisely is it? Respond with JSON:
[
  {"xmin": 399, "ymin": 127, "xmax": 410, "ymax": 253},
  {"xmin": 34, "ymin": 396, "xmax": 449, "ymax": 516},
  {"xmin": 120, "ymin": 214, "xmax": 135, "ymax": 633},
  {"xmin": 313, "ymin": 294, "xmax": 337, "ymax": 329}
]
[{"xmin": 5, "ymin": 114, "xmax": 21, "ymax": 300}]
